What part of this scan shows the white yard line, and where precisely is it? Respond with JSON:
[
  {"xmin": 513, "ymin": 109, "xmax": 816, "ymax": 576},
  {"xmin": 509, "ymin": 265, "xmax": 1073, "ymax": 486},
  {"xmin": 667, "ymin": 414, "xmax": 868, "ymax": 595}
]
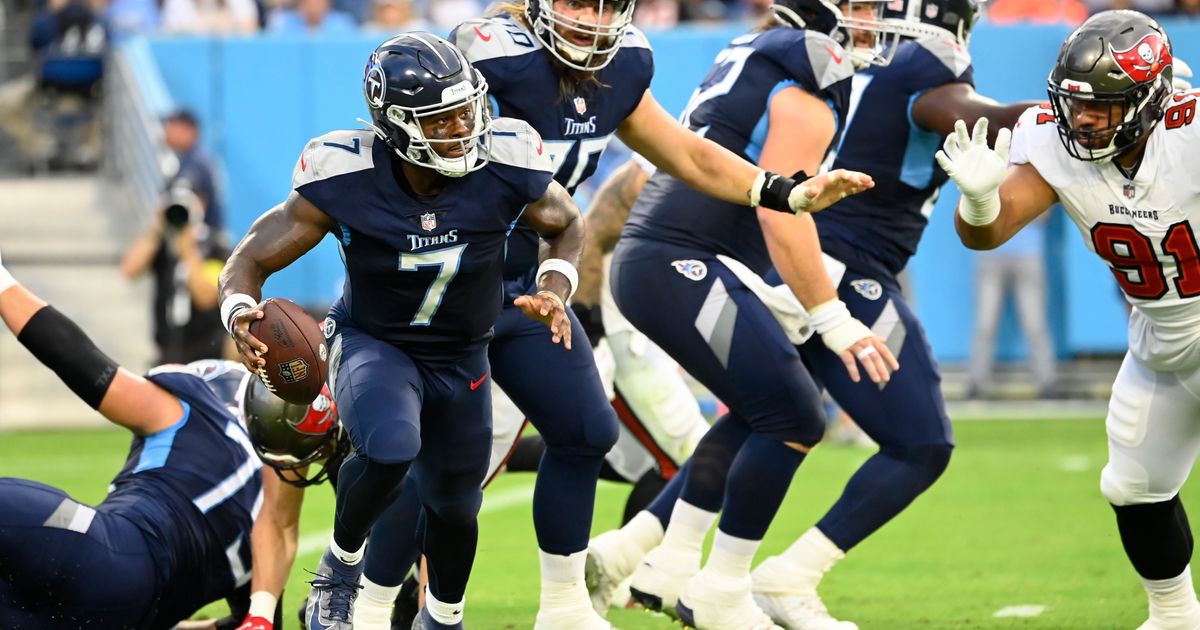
[{"xmin": 993, "ymin": 605, "xmax": 1048, "ymax": 618}]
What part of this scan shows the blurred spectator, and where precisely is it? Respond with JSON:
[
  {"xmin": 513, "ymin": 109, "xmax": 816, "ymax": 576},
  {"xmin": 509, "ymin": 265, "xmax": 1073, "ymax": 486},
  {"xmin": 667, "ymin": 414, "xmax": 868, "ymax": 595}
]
[
  {"xmin": 163, "ymin": 109, "xmax": 226, "ymax": 231},
  {"xmin": 1082, "ymin": 0, "xmax": 1174, "ymax": 16},
  {"xmin": 427, "ymin": 0, "xmax": 483, "ymax": 31},
  {"xmin": 989, "ymin": 0, "xmax": 1087, "ymax": 24},
  {"xmin": 363, "ymin": 0, "xmax": 427, "ymax": 31},
  {"xmin": 633, "ymin": 0, "xmax": 679, "ymax": 29},
  {"xmin": 268, "ymin": 0, "xmax": 356, "ymax": 34},
  {"xmin": 966, "ymin": 216, "xmax": 1058, "ymax": 400},
  {"xmin": 161, "ymin": 0, "xmax": 260, "ymax": 34},
  {"xmin": 1180, "ymin": 0, "xmax": 1200, "ymax": 16},
  {"xmin": 105, "ymin": 0, "xmax": 160, "ymax": 40}
]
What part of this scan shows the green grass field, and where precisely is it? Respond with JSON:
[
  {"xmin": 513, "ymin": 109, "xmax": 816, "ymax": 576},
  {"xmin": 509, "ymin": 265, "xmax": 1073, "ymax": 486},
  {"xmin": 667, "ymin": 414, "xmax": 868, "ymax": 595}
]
[{"xmin": 0, "ymin": 418, "xmax": 1187, "ymax": 629}]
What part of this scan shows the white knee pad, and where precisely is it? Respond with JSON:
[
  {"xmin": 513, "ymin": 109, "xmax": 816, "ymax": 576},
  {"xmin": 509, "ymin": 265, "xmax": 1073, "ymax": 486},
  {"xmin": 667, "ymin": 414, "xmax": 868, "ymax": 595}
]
[{"xmin": 1101, "ymin": 450, "xmax": 1184, "ymax": 507}]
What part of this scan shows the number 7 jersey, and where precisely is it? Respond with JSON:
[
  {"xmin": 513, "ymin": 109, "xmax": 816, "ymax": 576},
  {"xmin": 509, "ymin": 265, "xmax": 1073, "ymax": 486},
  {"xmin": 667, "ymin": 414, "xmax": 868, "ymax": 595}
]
[{"xmin": 1009, "ymin": 92, "xmax": 1200, "ymax": 370}]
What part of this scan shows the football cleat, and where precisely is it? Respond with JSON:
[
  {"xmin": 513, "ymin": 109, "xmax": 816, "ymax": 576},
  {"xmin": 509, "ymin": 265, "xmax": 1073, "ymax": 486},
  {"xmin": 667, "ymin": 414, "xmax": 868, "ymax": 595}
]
[
  {"xmin": 675, "ymin": 571, "xmax": 782, "ymax": 630},
  {"xmin": 752, "ymin": 556, "xmax": 857, "ymax": 630},
  {"xmin": 305, "ymin": 548, "xmax": 364, "ymax": 630},
  {"xmin": 392, "ymin": 574, "xmax": 421, "ymax": 630},
  {"xmin": 410, "ymin": 607, "xmax": 464, "ymax": 630},
  {"xmin": 535, "ymin": 581, "xmax": 615, "ymax": 629},
  {"xmin": 586, "ymin": 529, "xmax": 644, "ymax": 614},
  {"xmin": 627, "ymin": 546, "xmax": 700, "ymax": 613},
  {"xmin": 1138, "ymin": 591, "xmax": 1200, "ymax": 630}
]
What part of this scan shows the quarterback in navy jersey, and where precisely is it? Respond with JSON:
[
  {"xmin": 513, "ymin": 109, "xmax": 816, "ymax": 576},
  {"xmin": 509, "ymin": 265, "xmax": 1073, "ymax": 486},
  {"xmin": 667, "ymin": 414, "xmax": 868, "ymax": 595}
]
[
  {"xmin": 583, "ymin": 1, "xmax": 1040, "ymax": 626},
  {"xmin": 0, "ymin": 258, "xmax": 263, "ymax": 629},
  {"xmin": 448, "ymin": 0, "xmax": 875, "ymax": 625},
  {"xmin": 219, "ymin": 33, "xmax": 583, "ymax": 630}
]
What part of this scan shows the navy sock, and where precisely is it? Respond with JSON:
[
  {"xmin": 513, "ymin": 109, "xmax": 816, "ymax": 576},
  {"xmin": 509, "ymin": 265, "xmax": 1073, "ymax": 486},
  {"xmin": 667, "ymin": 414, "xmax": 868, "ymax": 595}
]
[
  {"xmin": 363, "ymin": 474, "xmax": 423, "ymax": 587},
  {"xmin": 333, "ymin": 455, "xmax": 411, "ymax": 553},
  {"xmin": 817, "ymin": 443, "xmax": 952, "ymax": 551},
  {"xmin": 533, "ymin": 447, "xmax": 605, "ymax": 554},
  {"xmin": 718, "ymin": 433, "xmax": 805, "ymax": 540},
  {"xmin": 646, "ymin": 459, "xmax": 687, "ymax": 527},
  {"xmin": 1113, "ymin": 495, "xmax": 1194, "ymax": 580},
  {"xmin": 423, "ymin": 505, "xmax": 478, "ymax": 603},
  {"xmin": 680, "ymin": 414, "xmax": 751, "ymax": 513}
]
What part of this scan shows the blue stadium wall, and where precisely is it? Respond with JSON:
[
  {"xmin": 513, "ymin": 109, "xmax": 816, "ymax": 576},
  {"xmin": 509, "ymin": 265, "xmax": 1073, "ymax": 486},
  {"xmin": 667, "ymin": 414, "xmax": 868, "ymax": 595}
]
[{"xmin": 139, "ymin": 21, "xmax": 1200, "ymax": 363}]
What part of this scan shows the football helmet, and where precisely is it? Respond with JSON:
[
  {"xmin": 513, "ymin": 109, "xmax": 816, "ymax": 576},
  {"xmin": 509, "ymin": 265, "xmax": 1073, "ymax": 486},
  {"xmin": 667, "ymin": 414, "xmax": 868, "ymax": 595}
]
[
  {"xmin": 1047, "ymin": 10, "xmax": 1173, "ymax": 162},
  {"xmin": 881, "ymin": 0, "xmax": 981, "ymax": 45},
  {"xmin": 245, "ymin": 379, "xmax": 346, "ymax": 488},
  {"xmin": 526, "ymin": 0, "xmax": 635, "ymax": 72},
  {"xmin": 772, "ymin": 0, "xmax": 906, "ymax": 69},
  {"xmin": 362, "ymin": 32, "xmax": 492, "ymax": 178}
]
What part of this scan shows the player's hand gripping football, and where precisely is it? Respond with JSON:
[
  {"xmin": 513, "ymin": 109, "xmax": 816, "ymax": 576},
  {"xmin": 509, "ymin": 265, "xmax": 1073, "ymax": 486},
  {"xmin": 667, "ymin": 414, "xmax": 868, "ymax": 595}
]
[
  {"xmin": 934, "ymin": 118, "xmax": 1010, "ymax": 225},
  {"xmin": 790, "ymin": 169, "xmax": 875, "ymax": 213},
  {"xmin": 229, "ymin": 303, "xmax": 269, "ymax": 373},
  {"xmin": 809, "ymin": 301, "xmax": 899, "ymax": 384},
  {"xmin": 514, "ymin": 291, "xmax": 573, "ymax": 350},
  {"xmin": 234, "ymin": 614, "xmax": 273, "ymax": 630}
]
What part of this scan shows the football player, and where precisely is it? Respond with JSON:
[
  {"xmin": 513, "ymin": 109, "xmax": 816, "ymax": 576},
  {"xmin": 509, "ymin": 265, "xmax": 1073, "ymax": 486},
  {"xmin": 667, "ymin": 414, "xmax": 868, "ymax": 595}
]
[
  {"xmin": 601, "ymin": 0, "xmax": 904, "ymax": 627},
  {"xmin": 937, "ymin": 10, "xmax": 1200, "ymax": 630},
  {"xmin": 0, "ymin": 252, "xmax": 262, "ymax": 629},
  {"xmin": 447, "ymin": 0, "xmax": 877, "ymax": 624},
  {"xmin": 218, "ymin": 33, "xmax": 584, "ymax": 630}
]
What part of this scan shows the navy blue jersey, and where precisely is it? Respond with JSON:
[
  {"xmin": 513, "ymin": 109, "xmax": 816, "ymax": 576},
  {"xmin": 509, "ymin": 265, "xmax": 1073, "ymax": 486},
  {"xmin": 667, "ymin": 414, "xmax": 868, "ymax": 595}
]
[
  {"xmin": 292, "ymin": 120, "xmax": 554, "ymax": 348},
  {"xmin": 622, "ymin": 27, "xmax": 853, "ymax": 274},
  {"xmin": 815, "ymin": 37, "xmax": 974, "ymax": 283},
  {"xmin": 103, "ymin": 365, "xmax": 262, "ymax": 628},
  {"xmin": 452, "ymin": 15, "xmax": 654, "ymax": 299}
]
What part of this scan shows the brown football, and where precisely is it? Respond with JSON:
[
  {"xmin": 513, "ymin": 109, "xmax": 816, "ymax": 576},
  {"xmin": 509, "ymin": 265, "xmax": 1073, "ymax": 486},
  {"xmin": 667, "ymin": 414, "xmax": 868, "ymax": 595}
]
[{"xmin": 248, "ymin": 297, "xmax": 329, "ymax": 405}]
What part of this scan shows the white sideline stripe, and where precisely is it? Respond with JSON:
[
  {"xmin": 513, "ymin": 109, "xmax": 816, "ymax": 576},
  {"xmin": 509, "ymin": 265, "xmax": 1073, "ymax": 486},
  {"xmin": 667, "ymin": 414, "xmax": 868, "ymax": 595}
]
[
  {"xmin": 1059, "ymin": 455, "xmax": 1091, "ymax": 472},
  {"xmin": 296, "ymin": 483, "xmax": 536, "ymax": 556},
  {"xmin": 993, "ymin": 605, "xmax": 1048, "ymax": 618}
]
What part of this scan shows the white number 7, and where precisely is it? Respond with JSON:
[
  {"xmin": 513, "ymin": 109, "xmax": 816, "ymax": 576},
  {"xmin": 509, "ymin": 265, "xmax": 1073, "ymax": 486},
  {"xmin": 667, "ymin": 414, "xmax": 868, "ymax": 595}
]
[{"xmin": 399, "ymin": 244, "xmax": 468, "ymax": 326}]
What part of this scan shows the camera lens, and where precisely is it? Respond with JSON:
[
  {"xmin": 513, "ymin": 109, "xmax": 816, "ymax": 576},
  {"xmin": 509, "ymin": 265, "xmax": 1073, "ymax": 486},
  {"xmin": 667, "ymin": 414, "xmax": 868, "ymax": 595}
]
[{"xmin": 164, "ymin": 203, "xmax": 190, "ymax": 228}]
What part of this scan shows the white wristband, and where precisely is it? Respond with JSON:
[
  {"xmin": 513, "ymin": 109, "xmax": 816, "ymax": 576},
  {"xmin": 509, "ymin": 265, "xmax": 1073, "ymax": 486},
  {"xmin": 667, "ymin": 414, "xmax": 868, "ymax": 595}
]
[
  {"xmin": 537, "ymin": 258, "xmax": 578, "ymax": 301},
  {"xmin": 809, "ymin": 299, "xmax": 871, "ymax": 355},
  {"xmin": 748, "ymin": 170, "xmax": 767, "ymax": 207},
  {"xmin": 958, "ymin": 190, "xmax": 1001, "ymax": 227},
  {"xmin": 248, "ymin": 590, "xmax": 278, "ymax": 620},
  {"xmin": 220, "ymin": 293, "xmax": 258, "ymax": 334},
  {"xmin": 0, "ymin": 265, "xmax": 16, "ymax": 296}
]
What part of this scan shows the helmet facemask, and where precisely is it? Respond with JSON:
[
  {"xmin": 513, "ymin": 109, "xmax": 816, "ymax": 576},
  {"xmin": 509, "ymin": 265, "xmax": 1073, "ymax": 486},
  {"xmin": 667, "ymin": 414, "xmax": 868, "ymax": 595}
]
[
  {"xmin": 368, "ymin": 74, "xmax": 493, "ymax": 178},
  {"xmin": 526, "ymin": 0, "xmax": 635, "ymax": 72},
  {"xmin": 838, "ymin": 0, "xmax": 905, "ymax": 69},
  {"xmin": 1048, "ymin": 77, "xmax": 1169, "ymax": 163},
  {"xmin": 245, "ymin": 379, "xmax": 344, "ymax": 488}
]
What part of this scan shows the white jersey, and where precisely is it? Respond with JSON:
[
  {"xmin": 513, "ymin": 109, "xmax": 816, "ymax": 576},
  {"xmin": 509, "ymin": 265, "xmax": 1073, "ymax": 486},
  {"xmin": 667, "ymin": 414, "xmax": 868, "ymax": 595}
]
[{"xmin": 1009, "ymin": 94, "xmax": 1200, "ymax": 371}]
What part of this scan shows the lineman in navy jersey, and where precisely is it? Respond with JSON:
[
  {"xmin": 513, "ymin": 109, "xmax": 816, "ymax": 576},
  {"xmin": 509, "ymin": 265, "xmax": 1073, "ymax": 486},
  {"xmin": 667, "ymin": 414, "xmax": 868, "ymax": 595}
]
[
  {"xmin": 582, "ymin": 2, "xmax": 1043, "ymax": 626},
  {"xmin": 0, "ymin": 255, "xmax": 262, "ymax": 629},
  {"xmin": 219, "ymin": 34, "xmax": 584, "ymax": 630},
  {"xmin": 450, "ymin": 1, "xmax": 877, "ymax": 625},
  {"xmin": 608, "ymin": 1, "xmax": 902, "ymax": 627}
]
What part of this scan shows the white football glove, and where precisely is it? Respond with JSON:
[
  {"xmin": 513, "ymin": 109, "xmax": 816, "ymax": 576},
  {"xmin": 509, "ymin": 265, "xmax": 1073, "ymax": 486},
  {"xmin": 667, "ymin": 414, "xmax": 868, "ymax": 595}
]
[
  {"xmin": 809, "ymin": 299, "xmax": 871, "ymax": 355},
  {"xmin": 934, "ymin": 118, "xmax": 1010, "ymax": 227},
  {"xmin": 1174, "ymin": 57, "xmax": 1193, "ymax": 92}
]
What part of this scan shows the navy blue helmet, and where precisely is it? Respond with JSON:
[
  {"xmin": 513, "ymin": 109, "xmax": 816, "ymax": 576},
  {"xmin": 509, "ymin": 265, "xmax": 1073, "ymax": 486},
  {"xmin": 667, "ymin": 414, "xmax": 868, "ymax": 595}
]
[{"xmin": 362, "ymin": 32, "xmax": 492, "ymax": 177}]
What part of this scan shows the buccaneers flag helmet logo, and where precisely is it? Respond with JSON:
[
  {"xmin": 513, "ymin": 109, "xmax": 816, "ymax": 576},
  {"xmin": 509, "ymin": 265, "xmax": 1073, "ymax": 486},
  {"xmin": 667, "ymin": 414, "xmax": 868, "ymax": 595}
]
[{"xmin": 1110, "ymin": 33, "xmax": 1172, "ymax": 83}]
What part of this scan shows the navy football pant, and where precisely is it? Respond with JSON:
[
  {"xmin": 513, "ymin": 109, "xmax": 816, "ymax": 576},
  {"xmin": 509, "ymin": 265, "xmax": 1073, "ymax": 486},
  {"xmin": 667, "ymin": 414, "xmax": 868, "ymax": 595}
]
[
  {"xmin": 612, "ymin": 239, "xmax": 824, "ymax": 540},
  {"xmin": 795, "ymin": 269, "xmax": 954, "ymax": 551},
  {"xmin": 329, "ymin": 326, "xmax": 491, "ymax": 602},
  {"xmin": 0, "ymin": 478, "xmax": 156, "ymax": 629},
  {"xmin": 490, "ymin": 303, "xmax": 619, "ymax": 555}
]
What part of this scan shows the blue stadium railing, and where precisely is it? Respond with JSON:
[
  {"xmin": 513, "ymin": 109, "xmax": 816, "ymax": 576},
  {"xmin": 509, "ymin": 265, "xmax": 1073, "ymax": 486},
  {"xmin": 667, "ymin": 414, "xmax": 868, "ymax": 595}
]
[{"xmin": 110, "ymin": 20, "xmax": 1200, "ymax": 363}]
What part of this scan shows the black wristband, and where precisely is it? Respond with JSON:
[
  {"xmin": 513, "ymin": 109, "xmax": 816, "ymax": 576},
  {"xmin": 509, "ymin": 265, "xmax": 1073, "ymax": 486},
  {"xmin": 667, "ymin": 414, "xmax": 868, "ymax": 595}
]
[
  {"xmin": 758, "ymin": 170, "xmax": 813, "ymax": 213},
  {"xmin": 570, "ymin": 302, "xmax": 605, "ymax": 348},
  {"xmin": 17, "ymin": 306, "xmax": 119, "ymax": 410}
]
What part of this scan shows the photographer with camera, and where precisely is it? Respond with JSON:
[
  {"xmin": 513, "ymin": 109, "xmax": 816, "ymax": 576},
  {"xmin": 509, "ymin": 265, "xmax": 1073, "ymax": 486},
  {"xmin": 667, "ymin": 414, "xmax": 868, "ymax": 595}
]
[{"xmin": 121, "ymin": 109, "xmax": 230, "ymax": 364}]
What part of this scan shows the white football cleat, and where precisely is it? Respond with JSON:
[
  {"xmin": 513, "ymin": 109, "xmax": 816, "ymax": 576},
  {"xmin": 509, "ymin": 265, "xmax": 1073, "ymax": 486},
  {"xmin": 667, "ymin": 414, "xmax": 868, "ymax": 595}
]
[
  {"xmin": 675, "ymin": 570, "xmax": 782, "ymax": 630},
  {"xmin": 1138, "ymin": 591, "xmax": 1200, "ymax": 630},
  {"xmin": 535, "ymin": 581, "xmax": 616, "ymax": 630},
  {"xmin": 627, "ymin": 545, "xmax": 700, "ymax": 613},
  {"xmin": 586, "ymin": 529, "xmax": 643, "ymax": 615},
  {"xmin": 752, "ymin": 556, "xmax": 857, "ymax": 630}
]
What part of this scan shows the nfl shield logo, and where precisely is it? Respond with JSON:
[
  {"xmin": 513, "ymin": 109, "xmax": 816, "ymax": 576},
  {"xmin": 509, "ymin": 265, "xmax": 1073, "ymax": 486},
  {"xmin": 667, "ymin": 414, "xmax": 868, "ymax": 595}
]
[
  {"xmin": 421, "ymin": 212, "xmax": 437, "ymax": 231},
  {"xmin": 574, "ymin": 97, "xmax": 587, "ymax": 115},
  {"xmin": 1123, "ymin": 183, "xmax": 1135, "ymax": 199},
  {"xmin": 278, "ymin": 358, "xmax": 309, "ymax": 383}
]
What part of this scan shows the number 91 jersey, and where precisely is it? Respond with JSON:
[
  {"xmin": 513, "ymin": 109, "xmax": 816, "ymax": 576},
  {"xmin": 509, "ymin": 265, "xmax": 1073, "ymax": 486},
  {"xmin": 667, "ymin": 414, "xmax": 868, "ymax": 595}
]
[{"xmin": 1009, "ymin": 92, "xmax": 1200, "ymax": 370}]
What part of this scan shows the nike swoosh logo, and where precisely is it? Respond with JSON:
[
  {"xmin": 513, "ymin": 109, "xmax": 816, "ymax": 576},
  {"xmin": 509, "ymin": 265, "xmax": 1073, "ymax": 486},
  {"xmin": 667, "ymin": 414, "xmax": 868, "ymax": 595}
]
[
  {"xmin": 473, "ymin": 26, "xmax": 492, "ymax": 42},
  {"xmin": 824, "ymin": 44, "xmax": 844, "ymax": 65},
  {"xmin": 300, "ymin": 153, "xmax": 307, "ymax": 172},
  {"xmin": 469, "ymin": 373, "xmax": 488, "ymax": 391}
]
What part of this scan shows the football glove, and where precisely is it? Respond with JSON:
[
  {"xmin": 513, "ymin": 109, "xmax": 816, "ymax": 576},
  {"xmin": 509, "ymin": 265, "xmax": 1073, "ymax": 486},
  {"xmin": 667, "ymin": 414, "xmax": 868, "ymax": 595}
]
[
  {"xmin": 808, "ymin": 299, "xmax": 872, "ymax": 355},
  {"xmin": 234, "ymin": 615, "xmax": 273, "ymax": 630},
  {"xmin": 935, "ymin": 118, "xmax": 1010, "ymax": 226}
]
